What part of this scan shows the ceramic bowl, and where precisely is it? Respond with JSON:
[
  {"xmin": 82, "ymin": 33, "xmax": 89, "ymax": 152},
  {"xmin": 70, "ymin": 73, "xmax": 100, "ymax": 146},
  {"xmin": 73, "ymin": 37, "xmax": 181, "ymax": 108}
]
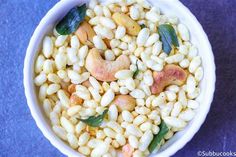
[{"xmin": 24, "ymin": 0, "xmax": 216, "ymax": 156}]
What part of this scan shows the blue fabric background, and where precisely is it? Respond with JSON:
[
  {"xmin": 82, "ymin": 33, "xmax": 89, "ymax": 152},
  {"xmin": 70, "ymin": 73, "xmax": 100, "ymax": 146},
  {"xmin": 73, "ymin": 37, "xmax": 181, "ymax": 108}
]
[{"xmin": 0, "ymin": 0, "xmax": 235, "ymax": 157}]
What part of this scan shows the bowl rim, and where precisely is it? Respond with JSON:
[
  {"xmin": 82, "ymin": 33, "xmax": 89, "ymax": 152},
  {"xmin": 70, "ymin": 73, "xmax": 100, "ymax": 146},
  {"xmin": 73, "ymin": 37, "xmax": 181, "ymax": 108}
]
[{"xmin": 23, "ymin": 0, "xmax": 216, "ymax": 157}]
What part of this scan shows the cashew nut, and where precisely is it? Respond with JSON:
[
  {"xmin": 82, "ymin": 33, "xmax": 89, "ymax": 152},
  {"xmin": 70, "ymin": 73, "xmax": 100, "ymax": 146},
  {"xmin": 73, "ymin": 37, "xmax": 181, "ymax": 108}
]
[
  {"xmin": 111, "ymin": 95, "xmax": 136, "ymax": 112},
  {"xmin": 70, "ymin": 94, "xmax": 83, "ymax": 106},
  {"xmin": 112, "ymin": 12, "xmax": 141, "ymax": 36},
  {"xmin": 85, "ymin": 48, "xmax": 130, "ymax": 82},
  {"xmin": 151, "ymin": 64, "xmax": 187, "ymax": 94},
  {"xmin": 75, "ymin": 21, "xmax": 95, "ymax": 47}
]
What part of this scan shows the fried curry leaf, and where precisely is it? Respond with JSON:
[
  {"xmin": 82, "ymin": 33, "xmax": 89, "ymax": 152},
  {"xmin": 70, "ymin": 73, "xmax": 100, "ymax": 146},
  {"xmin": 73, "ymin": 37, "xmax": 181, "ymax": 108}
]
[
  {"xmin": 56, "ymin": 4, "xmax": 87, "ymax": 35},
  {"xmin": 158, "ymin": 24, "xmax": 179, "ymax": 54},
  {"xmin": 133, "ymin": 60, "xmax": 139, "ymax": 78},
  {"xmin": 148, "ymin": 121, "xmax": 169, "ymax": 153},
  {"xmin": 133, "ymin": 69, "xmax": 140, "ymax": 78},
  {"xmin": 79, "ymin": 109, "xmax": 108, "ymax": 127},
  {"xmin": 140, "ymin": 24, "xmax": 146, "ymax": 29}
]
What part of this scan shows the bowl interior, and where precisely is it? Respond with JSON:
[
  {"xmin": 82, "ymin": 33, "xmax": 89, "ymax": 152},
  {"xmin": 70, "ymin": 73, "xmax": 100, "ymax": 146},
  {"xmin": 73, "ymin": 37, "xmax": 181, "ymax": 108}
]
[{"xmin": 24, "ymin": 0, "xmax": 215, "ymax": 157}]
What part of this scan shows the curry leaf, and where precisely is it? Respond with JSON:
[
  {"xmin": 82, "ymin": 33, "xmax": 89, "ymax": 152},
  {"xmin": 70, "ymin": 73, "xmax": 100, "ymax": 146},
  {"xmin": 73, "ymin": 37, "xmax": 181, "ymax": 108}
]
[
  {"xmin": 140, "ymin": 24, "xmax": 146, "ymax": 29},
  {"xmin": 133, "ymin": 60, "xmax": 139, "ymax": 78},
  {"xmin": 79, "ymin": 109, "xmax": 108, "ymax": 127},
  {"xmin": 158, "ymin": 24, "xmax": 179, "ymax": 54},
  {"xmin": 148, "ymin": 121, "xmax": 169, "ymax": 153},
  {"xmin": 56, "ymin": 4, "xmax": 87, "ymax": 35},
  {"xmin": 133, "ymin": 69, "xmax": 139, "ymax": 78}
]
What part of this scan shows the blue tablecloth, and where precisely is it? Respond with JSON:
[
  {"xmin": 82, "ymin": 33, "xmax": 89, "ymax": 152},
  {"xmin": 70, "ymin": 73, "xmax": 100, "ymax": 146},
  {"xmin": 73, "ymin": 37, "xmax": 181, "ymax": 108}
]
[{"xmin": 0, "ymin": 0, "xmax": 235, "ymax": 156}]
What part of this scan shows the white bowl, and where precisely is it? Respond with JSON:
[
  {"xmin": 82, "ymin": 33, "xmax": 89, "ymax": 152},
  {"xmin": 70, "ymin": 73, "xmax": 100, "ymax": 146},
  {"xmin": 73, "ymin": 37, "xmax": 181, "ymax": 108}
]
[{"xmin": 24, "ymin": 0, "xmax": 216, "ymax": 156}]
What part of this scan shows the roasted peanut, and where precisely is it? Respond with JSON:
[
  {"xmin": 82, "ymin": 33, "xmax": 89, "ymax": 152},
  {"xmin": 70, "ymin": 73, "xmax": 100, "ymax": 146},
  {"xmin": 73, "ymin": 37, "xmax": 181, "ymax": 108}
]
[
  {"xmin": 103, "ymin": 38, "xmax": 111, "ymax": 49},
  {"xmin": 122, "ymin": 144, "xmax": 134, "ymax": 157},
  {"xmin": 111, "ymin": 95, "xmax": 136, "ymax": 112},
  {"xmin": 86, "ymin": 126, "xmax": 98, "ymax": 136},
  {"xmin": 68, "ymin": 84, "xmax": 76, "ymax": 94},
  {"xmin": 70, "ymin": 94, "xmax": 83, "ymax": 106},
  {"xmin": 82, "ymin": 80, "xmax": 92, "ymax": 88}
]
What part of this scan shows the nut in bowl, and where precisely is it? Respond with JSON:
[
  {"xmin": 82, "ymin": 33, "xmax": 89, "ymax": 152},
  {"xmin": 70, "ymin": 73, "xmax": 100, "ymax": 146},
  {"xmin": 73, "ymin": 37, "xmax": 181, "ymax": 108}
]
[{"xmin": 24, "ymin": 0, "xmax": 215, "ymax": 157}]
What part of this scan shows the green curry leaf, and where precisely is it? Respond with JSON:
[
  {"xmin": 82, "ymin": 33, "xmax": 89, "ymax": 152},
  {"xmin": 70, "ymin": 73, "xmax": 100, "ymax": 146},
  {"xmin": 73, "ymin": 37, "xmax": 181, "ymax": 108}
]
[
  {"xmin": 79, "ymin": 109, "xmax": 108, "ymax": 127},
  {"xmin": 133, "ymin": 70, "xmax": 140, "ymax": 78},
  {"xmin": 56, "ymin": 4, "xmax": 87, "ymax": 35},
  {"xmin": 148, "ymin": 121, "xmax": 169, "ymax": 153},
  {"xmin": 158, "ymin": 24, "xmax": 179, "ymax": 54},
  {"xmin": 140, "ymin": 24, "xmax": 146, "ymax": 29},
  {"xmin": 133, "ymin": 60, "xmax": 139, "ymax": 78}
]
